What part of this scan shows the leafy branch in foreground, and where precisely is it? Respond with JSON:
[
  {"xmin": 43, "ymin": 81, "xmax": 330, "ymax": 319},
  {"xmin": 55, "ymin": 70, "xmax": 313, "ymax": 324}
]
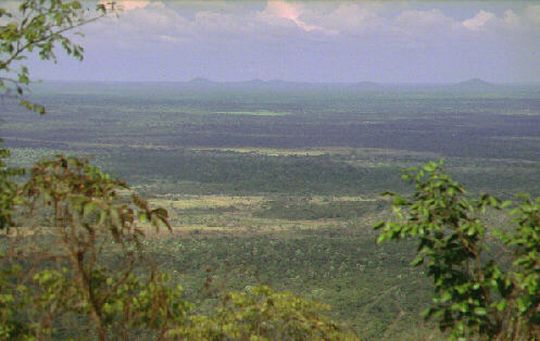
[
  {"xmin": 0, "ymin": 155, "xmax": 356, "ymax": 340},
  {"xmin": 374, "ymin": 161, "xmax": 540, "ymax": 340},
  {"xmin": 2, "ymin": 156, "xmax": 181, "ymax": 340},
  {"xmin": 0, "ymin": 0, "xmax": 115, "ymax": 231},
  {"xmin": 0, "ymin": 0, "xmax": 111, "ymax": 114},
  {"xmin": 0, "ymin": 2, "xmax": 356, "ymax": 339},
  {"xmin": 0, "ymin": 149, "xmax": 23, "ymax": 230}
]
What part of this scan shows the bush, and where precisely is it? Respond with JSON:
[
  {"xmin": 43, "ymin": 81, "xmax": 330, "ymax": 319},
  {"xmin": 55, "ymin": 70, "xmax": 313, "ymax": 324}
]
[
  {"xmin": 375, "ymin": 161, "xmax": 540, "ymax": 340},
  {"xmin": 0, "ymin": 155, "xmax": 357, "ymax": 340}
]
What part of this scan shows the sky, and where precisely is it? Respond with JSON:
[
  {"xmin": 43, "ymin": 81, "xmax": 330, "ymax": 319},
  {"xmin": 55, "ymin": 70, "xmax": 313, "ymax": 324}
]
[{"xmin": 20, "ymin": 1, "xmax": 540, "ymax": 83}]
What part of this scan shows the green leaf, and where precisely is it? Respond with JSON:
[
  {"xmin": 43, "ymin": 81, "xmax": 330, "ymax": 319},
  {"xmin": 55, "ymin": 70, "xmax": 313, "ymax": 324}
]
[{"xmin": 473, "ymin": 307, "xmax": 487, "ymax": 316}]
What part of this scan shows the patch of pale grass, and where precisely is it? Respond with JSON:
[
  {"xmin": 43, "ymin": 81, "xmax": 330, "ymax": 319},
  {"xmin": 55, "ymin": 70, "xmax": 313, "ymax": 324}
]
[{"xmin": 150, "ymin": 195, "xmax": 264, "ymax": 210}]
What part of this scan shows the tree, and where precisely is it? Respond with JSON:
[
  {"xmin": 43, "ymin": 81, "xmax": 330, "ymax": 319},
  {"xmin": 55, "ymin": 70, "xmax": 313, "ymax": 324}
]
[
  {"xmin": 1, "ymin": 156, "xmax": 184, "ymax": 339},
  {"xmin": 0, "ymin": 0, "xmax": 110, "ymax": 231},
  {"xmin": 375, "ymin": 161, "xmax": 540, "ymax": 340},
  {"xmin": 0, "ymin": 2, "xmax": 356, "ymax": 340},
  {"xmin": 0, "ymin": 0, "xmax": 108, "ymax": 113}
]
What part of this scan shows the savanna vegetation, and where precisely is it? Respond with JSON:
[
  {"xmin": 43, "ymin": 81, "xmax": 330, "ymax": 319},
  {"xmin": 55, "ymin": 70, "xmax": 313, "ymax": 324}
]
[{"xmin": 1, "ymin": 1, "xmax": 539, "ymax": 340}]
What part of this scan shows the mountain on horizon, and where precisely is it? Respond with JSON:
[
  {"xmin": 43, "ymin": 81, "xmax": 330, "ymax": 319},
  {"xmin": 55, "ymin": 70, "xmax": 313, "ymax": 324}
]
[
  {"xmin": 454, "ymin": 78, "xmax": 497, "ymax": 89},
  {"xmin": 185, "ymin": 78, "xmax": 500, "ymax": 86},
  {"xmin": 184, "ymin": 78, "xmax": 385, "ymax": 90}
]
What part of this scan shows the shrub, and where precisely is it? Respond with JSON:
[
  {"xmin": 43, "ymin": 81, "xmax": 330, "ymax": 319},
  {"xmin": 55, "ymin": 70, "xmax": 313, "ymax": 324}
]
[{"xmin": 375, "ymin": 161, "xmax": 540, "ymax": 340}]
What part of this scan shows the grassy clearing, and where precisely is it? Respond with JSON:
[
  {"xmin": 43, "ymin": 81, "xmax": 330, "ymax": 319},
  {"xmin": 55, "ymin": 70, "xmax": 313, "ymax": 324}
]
[
  {"xmin": 147, "ymin": 194, "xmax": 383, "ymax": 236},
  {"xmin": 151, "ymin": 195, "xmax": 265, "ymax": 210}
]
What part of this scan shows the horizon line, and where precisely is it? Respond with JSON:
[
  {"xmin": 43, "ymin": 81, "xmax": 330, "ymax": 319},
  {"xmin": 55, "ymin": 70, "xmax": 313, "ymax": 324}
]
[{"xmin": 31, "ymin": 78, "xmax": 540, "ymax": 86}]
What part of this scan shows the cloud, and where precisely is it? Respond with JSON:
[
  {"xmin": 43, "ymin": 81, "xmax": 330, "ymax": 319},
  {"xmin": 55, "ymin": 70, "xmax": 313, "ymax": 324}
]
[
  {"xmin": 462, "ymin": 10, "xmax": 496, "ymax": 31},
  {"xmin": 194, "ymin": 11, "xmax": 252, "ymax": 35},
  {"xmin": 92, "ymin": 1, "xmax": 189, "ymax": 37},
  {"xmin": 24, "ymin": 0, "xmax": 540, "ymax": 83},
  {"xmin": 503, "ymin": 9, "xmax": 519, "ymax": 27},
  {"xmin": 115, "ymin": 0, "xmax": 150, "ymax": 12},
  {"xmin": 260, "ymin": 0, "xmax": 324, "ymax": 32},
  {"xmin": 314, "ymin": 3, "xmax": 384, "ymax": 34},
  {"xmin": 525, "ymin": 4, "xmax": 540, "ymax": 26},
  {"xmin": 82, "ymin": 1, "xmax": 540, "ymax": 58},
  {"xmin": 396, "ymin": 9, "xmax": 455, "ymax": 30},
  {"xmin": 90, "ymin": 1, "xmax": 540, "ymax": 43}
]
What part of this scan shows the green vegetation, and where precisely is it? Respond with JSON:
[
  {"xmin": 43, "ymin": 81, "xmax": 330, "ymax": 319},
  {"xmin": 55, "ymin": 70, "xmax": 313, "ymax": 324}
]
[
  {"xmin": 376, "ymin": 161, "xmax": 540, "ymax": 339},
  {"xmin": 1, "ymin": 1, "xmax": 540, "ymax": 340},
  {"xmin": 0, "ymin": 0, "xmax": 107, "ymax": 114},
  {"xmin": 3, "ymin": 76, "xmax": 540, "ymax": 340},
  {"xmin": 143, "ymin": 224, "xmax": 435, "ymax": 339},
  {"xmin": 1, "ymin": 156, "xmax": 353, "ymax": 340},
  {"xmin": 0, "ymin": 1, "xmax": 356, "ymax": 340},
  {"xmin": 3, "ymin": 85, "xmax": 540, "ymax": 339}
]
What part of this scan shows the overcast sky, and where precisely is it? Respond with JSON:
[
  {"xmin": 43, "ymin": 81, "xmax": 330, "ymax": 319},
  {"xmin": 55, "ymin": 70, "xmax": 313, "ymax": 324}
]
[{"xmin": 23, "ymin": 1, "xmax": 540, "ymax": 83}]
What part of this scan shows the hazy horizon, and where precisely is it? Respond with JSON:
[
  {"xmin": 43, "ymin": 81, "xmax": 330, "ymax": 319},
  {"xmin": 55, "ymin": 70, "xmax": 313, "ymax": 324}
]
[
  {"xmin": 20, "ymin": 0, "xmax": 540, "ymax": 84},
  {"xmin": 28, "ymin": 78, "xmax": 540, "ymax": 86}
]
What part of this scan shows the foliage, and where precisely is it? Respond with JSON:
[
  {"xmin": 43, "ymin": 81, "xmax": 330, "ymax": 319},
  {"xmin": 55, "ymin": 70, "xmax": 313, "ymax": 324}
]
[
  {"xmin": 144, "ymin": 225, "xmax": 433, "ymax": 340},
  {"xmin": 0, "ymin": 2, "xmax": 356, "ymax": 340},
  {"xmin": 0, "ymin": 155, "xmax": 355, "ymax": 340},
  {"xmin": 0, "ymin": 0, "xmax": 109, "ymax": 113},
  {"xmin": 375, "ymin": 161, "xmax": 540, "ymax": 340},
  {"xmin": 3, "ymin": 1, "xmax": 538, "ymax": 340},
  {"xmin": 0, "ymin": 0, "xmax": 112, "ymax": 231},
  {"xmin": 178, "ymin": 285, "xmax": 357, "ymax": 340},
  {"xmin": 1, "ymin": 155, "xmax": 182, "ymax": 339},
  {"xmin": 0, "ymin": 149, "xmax": 23, "ymax": 230},
  {"xmin": 502, "ymin": 195, "xmax": 540, "ymax": 338}
]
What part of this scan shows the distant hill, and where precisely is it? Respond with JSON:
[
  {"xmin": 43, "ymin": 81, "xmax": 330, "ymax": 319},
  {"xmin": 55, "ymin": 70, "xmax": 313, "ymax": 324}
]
[
  {"xmin": 453, "ymin": 78, "xmax": 498, "ymax": 90},
  {"xmin": 348, "ymin": 81, "xmax": 381, "ymax": 90},
  {"xmin": 181, "ymin": 78, "xmax": 504, "ymax": 91},
  {"xmin": 71, "ymin": 78, "xmax": 531, "ymax": 95},
  {"xmin": 188, "ymin": 77, "xmax": 214, "ymax": 84},
  {"xmin": 181, "ymin": 79, "xmax": 386, "ymax": 92}
]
